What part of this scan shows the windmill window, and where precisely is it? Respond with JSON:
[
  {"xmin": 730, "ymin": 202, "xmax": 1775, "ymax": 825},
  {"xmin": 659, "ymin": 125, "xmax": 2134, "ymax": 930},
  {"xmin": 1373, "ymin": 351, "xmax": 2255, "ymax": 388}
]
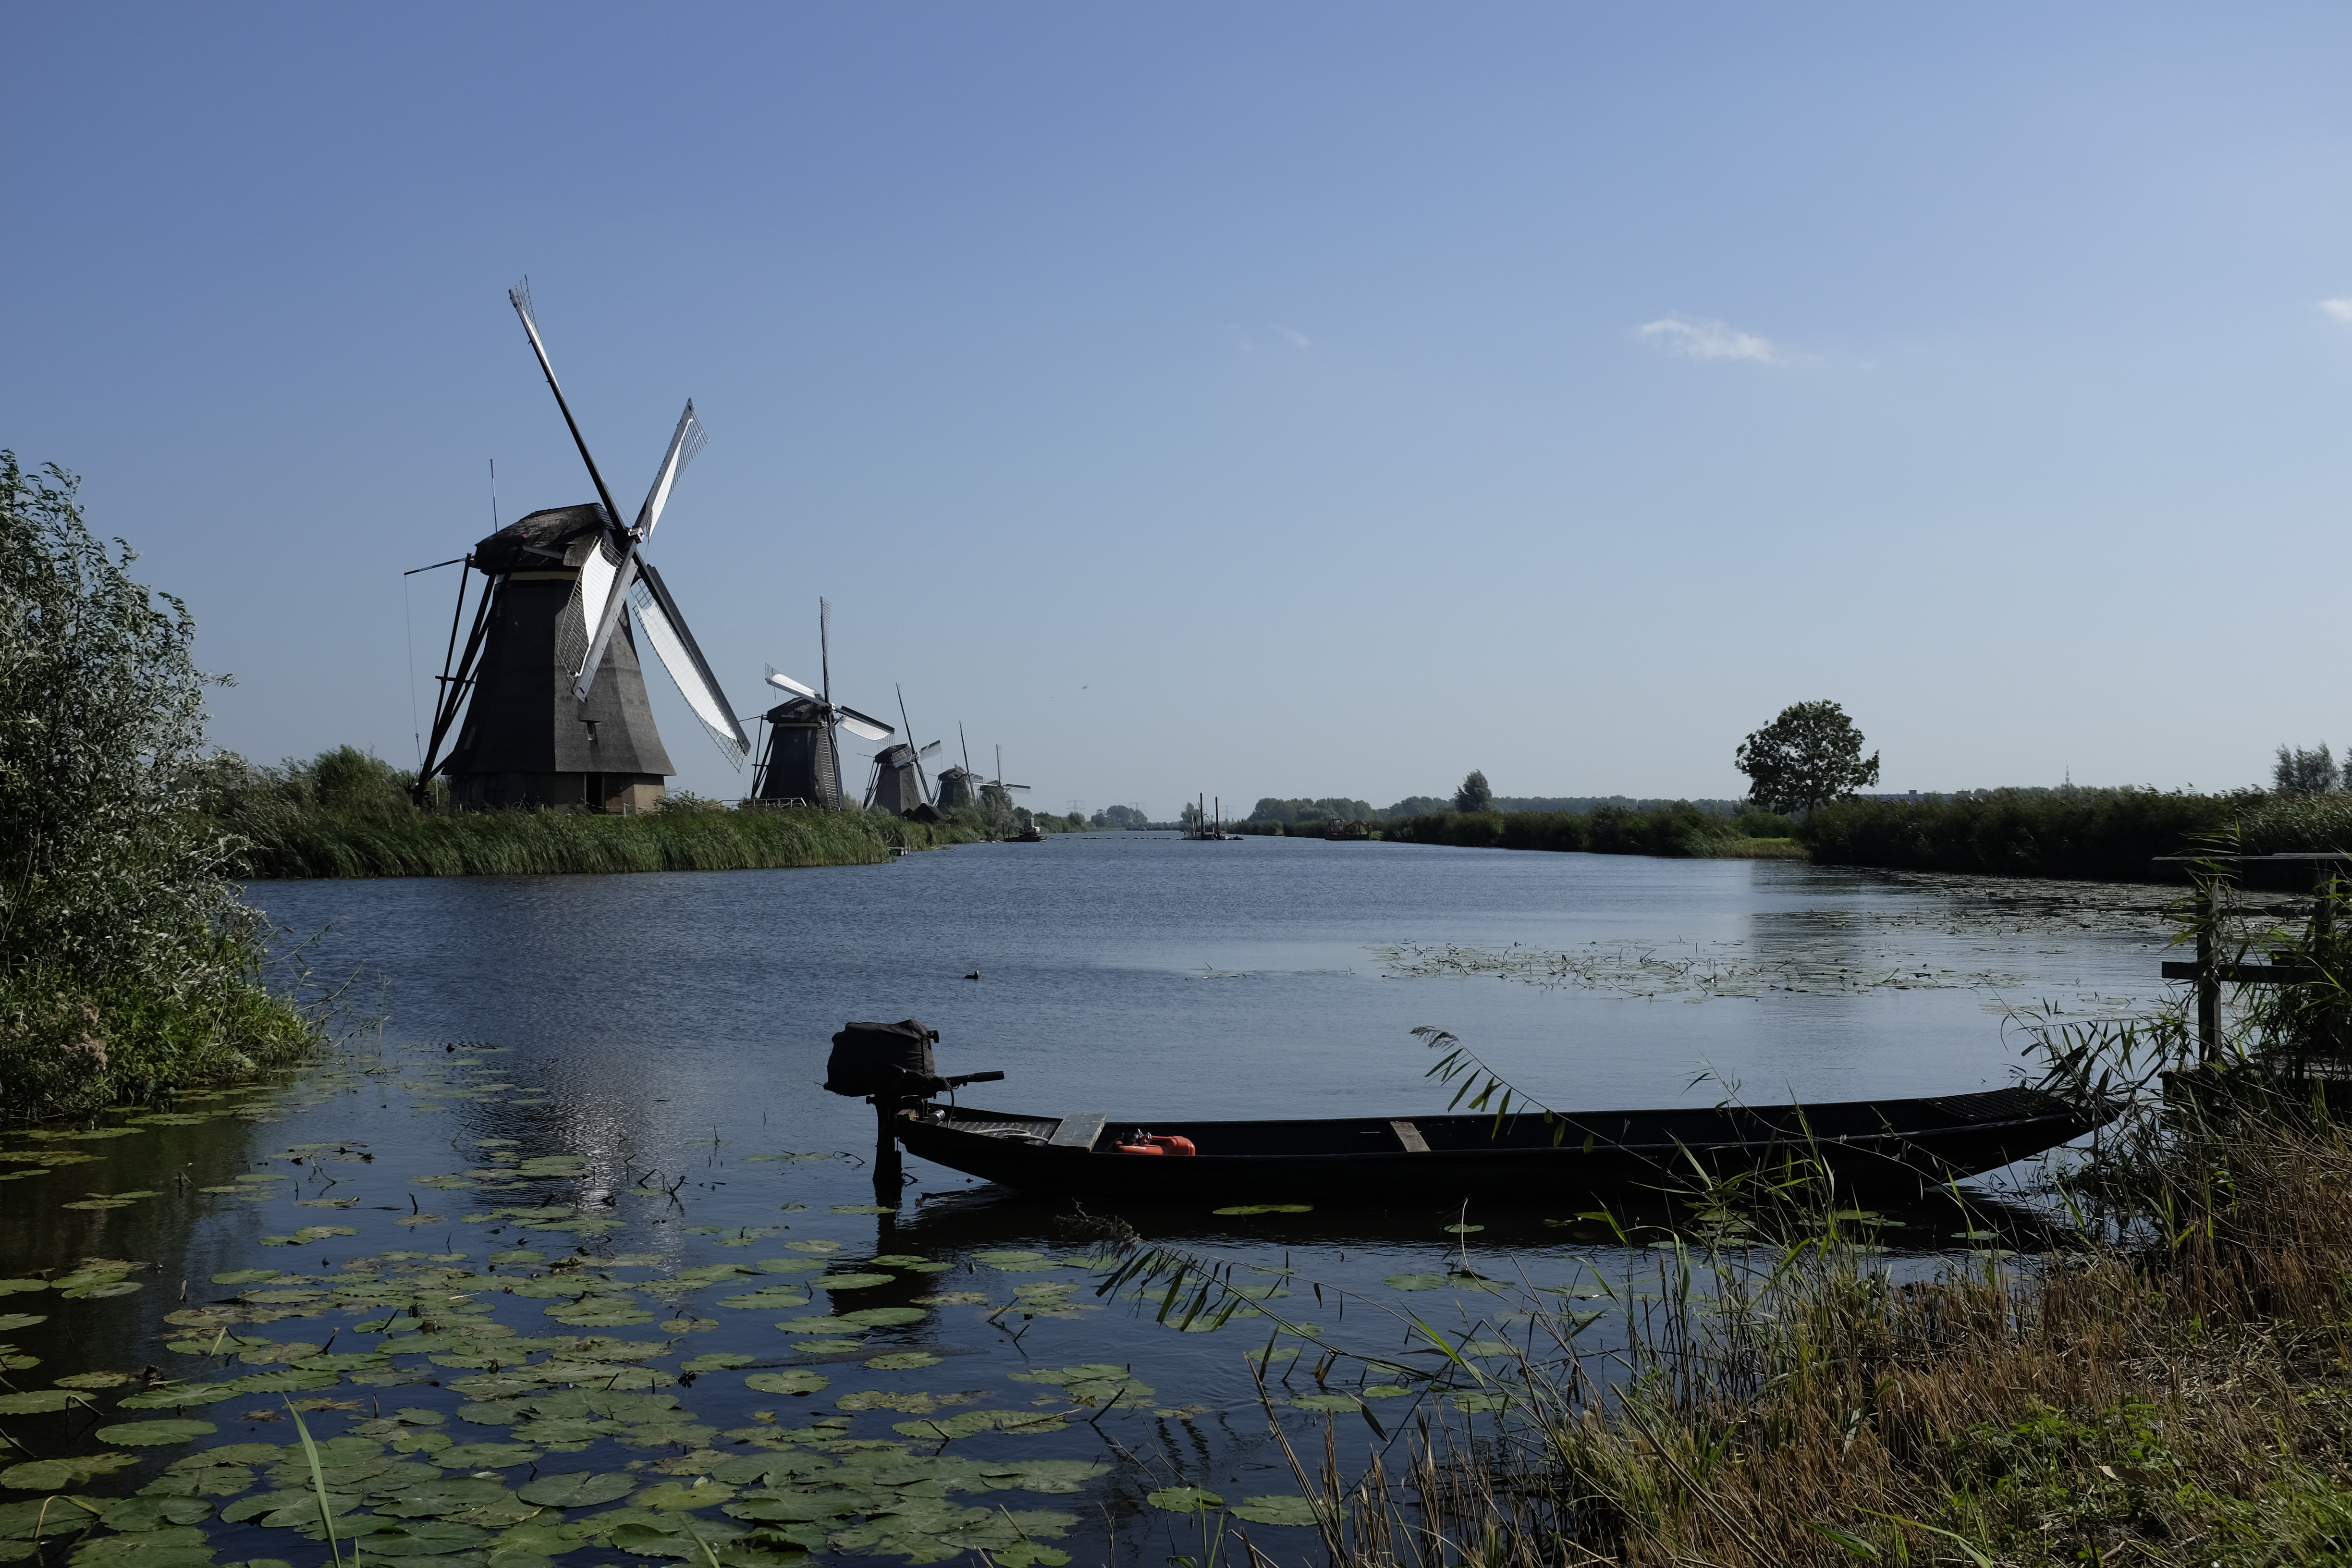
[{"xmin": 583, "ymin": 720, "xmax": 599, "ymax": 746}]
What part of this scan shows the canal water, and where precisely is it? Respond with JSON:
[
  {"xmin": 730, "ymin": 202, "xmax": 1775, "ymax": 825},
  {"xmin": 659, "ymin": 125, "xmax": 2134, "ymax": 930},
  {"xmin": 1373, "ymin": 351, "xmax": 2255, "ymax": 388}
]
[{"xmin": 0, "ymin": 837, "xmax": 2185, "ymax": 1566}]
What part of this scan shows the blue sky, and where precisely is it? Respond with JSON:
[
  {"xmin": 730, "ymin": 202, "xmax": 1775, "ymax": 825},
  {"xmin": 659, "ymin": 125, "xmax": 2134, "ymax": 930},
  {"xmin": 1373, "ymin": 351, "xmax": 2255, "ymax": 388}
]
[{"xmin": 8, "ymin": 4, "xmax": 2352, "ymax": 813}]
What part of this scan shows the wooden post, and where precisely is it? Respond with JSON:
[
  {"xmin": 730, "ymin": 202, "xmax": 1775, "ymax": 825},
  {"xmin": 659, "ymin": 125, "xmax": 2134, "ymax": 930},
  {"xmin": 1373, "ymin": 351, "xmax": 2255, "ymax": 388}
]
[
  {"xmin": 872, "ymin": 1098, "xmax": 902, "ymax": 1207},
  {"xmin": 2197, "ymin": 871, "xmax": 2226, "ymax": 1061}
]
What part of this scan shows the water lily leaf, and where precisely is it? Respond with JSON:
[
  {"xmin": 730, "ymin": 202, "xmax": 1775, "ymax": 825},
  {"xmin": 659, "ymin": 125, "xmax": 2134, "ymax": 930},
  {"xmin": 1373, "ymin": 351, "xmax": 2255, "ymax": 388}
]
[
  {"xmin": 0, "ymin": 1282, "xmax": 48, "ymax": 1296},
  {"xmin": 890, "ymin": 1409, "xmax": 1068, "ymax": 1440},
  {"xmin": 786, "ymin": 1337, "xmax": 865, "ymax": 1354},
  {"xmin": 208, "ymin": 1271, "xmax": 279, "ymax": 1286},
  {"xmin": 1361, "ymin": 1384, "xmax": 1412, "ymax": 1398},
  {"xmin": 743, "ymin": 1371, "xmax": 828, "ymax": 1396},
  {"xmin": 826, "ymin": 1204, "xmax": 895, "ymax": 1215},
  {"xmin": 1210, "ymin": 1204, "xmax": 1312, "ymax": 1215},
  {"xmin": 1448, "ymin": 1391, "xmax": 1514, "ymax": 1413},
  {"xmin": 632, "ymin": 1481, "xmax": 737, "ymax": 1511},
  {"xmin": 1285, "ymin": 1394, "xmax": 1359, "ymax": 1412},
  {"xmin": 517, "ymin": 1471, "xmax": 636, "ymax": 1508},
  {"xmin": 781, "ymin": 1240, "xmax": 842, "ymax": 1254},
  {"xmin": 1382, "ymin": 1273, "xmax": 1449, "ymax": 1290},
  {"xmin": 546, "ymin": 1300, "xmax": 656, "ymax": 1327},
  {"xmin": 1145, "ymin": 1487, "xmax": 1224, "ymax": 1512},
  {"xmin": 435, "ymin": 1443, "xmax": 539, "ymax": 1469},
  {"xmin": 1441, "ymin": 1223, "xmax": 1484, "ymax": 1234},
  {"xmin": 0, "ymin": 1316, "xmax": 44, "ymax": 1333},
  {"xmin": 861, "ymin": 1353, "xmax": 942, "ymax": 1371},
  {"xmin": 64, "ymin": 1523, "xmax": 215, "ymax": 1568},
  {"xmin": 716, "ymin": 1288, "xmax": 810, "ymax": 1311},
  {"xmin": 678, "ymin": 1353, "xmax": 757, "ymax": 1373},
  {"xmin": 58, "ymin": 1277, "xmax": 142, "ymax": 1297},
  {"xmin": 994, "ymin": 1547, "xmax": 1071, "ymax": 1568},
  {"xmin": 95, "ymin": 1421, "xmax": 218, "ymax": 1446},
  {"xmin": 1229, "ymin": 1495, "xmax": 1320, "ymax": 1526},
  {"xmin": 833, "ymin": 1308, "xmax": 925, "ymax": 1329},
  {"xmin": 0, "ymin": 1390, "xmax": 94, "ymax": 1415},
  {"xmin": 969, "ymin": 1250, "xmax": 1046, "ymax": 1267},
  {"xmin": 3, "ymin": 1453, "xmax": 138, "ymax": 1489},
  {"xmin": 96, "ymin": 1496, "xmax": 214, "ymax": 1531},
  {"xmin": 749, "ymin": 1259, "xmax": 824, "ymax": 1275},
  {"xmin": 349, "ymin": 1518, "xmax": 490, "ymax": 1556},
  {"xmin": 809, "ymin": 1274, "xmax": 893, "ymax": 1292}
]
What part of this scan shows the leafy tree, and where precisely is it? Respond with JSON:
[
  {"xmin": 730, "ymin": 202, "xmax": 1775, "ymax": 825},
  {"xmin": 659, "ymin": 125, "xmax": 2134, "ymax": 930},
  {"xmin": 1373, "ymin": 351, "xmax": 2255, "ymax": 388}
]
[
  {"xmin": 1735, "ymin": 700, "xmax": 1881, "ymax": 815},
  {"xmin": 0, "ymin": 453, "xmax": 252, "ymax": 985},
  {"xmin": 2273, "ymin": 743, "xmax": 2343, "ymax": 796},
  {"xmin": 1452, "ymin": 770, "xmax": 1493, "ymax": 812},
  {"xmin": 1092, "ymin": 804, "xmax": 1147, "ymax": 830}
]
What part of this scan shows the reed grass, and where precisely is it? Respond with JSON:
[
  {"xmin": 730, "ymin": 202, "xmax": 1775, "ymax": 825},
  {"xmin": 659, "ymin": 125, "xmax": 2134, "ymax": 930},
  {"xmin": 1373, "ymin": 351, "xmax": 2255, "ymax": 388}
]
[
  {"xmin": 1801, "ymin": 786, "xmax": 2243, "ymax": 881},
  {"xmin": 228, "ymin": 803, "xmax": 984, "ymax": 880}
]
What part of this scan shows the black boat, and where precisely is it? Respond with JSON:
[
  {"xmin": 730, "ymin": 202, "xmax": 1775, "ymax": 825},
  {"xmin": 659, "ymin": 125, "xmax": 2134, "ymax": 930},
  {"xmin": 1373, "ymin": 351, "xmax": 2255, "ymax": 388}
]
[{"xmin": 888, "ymin": 1086, "xmax": 2109, "ymax": 1203}]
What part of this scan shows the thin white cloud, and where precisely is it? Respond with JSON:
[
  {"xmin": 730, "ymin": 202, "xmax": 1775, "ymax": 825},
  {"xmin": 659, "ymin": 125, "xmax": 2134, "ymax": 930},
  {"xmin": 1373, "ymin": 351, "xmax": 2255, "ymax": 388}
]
[
  {"xmin": 2322, "ymin": 298, "xmax": 2352, "ymax": 325},
  {"xmin": 1270, "ymin": 325, "xmax": 1312, "ymax": 349},
  {"xmin": 1638, "ymin": 315, "xmax": 1778, "ymax": 363}
]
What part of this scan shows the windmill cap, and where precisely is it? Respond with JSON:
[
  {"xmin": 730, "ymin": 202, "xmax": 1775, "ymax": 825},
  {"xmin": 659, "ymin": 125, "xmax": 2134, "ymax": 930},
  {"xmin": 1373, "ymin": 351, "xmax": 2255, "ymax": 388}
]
[{"xmin": 472, "ymin": 502, "xmax": 612, "ymax": 573}]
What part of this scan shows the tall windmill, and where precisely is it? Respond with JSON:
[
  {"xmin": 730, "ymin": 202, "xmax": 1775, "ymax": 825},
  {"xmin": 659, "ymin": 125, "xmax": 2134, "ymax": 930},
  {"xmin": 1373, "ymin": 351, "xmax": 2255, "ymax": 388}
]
[
  {"xmin": 752, "ymin": 598, "xmax": 895, "ymax": 809},
  {"xmin": 982, "ymin": 745, "xmax": 1032, "ymax": 817},
  {"xmin": 933, "ymin": 723, "xmax": 983, "ymax": 811},
  {"xmin": 415, "ymin": 282, "xmax": 748, "ymax": 811},
  {"xmin": 863, "ymin": 686, "xmax": 943, "ymax": 816}
]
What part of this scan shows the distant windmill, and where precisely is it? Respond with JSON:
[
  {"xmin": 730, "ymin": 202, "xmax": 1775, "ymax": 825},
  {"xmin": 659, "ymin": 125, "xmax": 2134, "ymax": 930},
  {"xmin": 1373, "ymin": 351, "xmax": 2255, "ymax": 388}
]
[
  {"xmin": 753, "ymin": 598, "xmax": 894, "ymax": 809},
  {"xmin": 933, "ymin": 723, "xmax": 982, "ymax": 812},
  {"xmin": 416, "ymin": 281, "xmax": 747, "ymax": 812},
  {"xmin": 981, "ymin": 745, "xmax": 1032, "ymax": 817},
  {"xmin": 863, "ymin": 685, "xmax": 944, "ymax": 816}
]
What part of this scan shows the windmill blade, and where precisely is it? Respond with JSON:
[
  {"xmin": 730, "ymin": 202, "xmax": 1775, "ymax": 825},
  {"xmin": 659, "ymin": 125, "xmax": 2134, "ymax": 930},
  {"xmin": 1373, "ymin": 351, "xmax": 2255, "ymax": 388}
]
[
  {"xmin": 996, "ymin": 782, "xmax": 1032, "ymax": 792},
  {"xmin": 632, "ymin": 401, "xmax": 707, "ymax": 542},
  {"xmin": 836, "ymin": 706, "xmax": 895, "ymax": 742},
  {"xmin": 507, "ymin": 280, "xmax": 627, "ymax": 548},
  {"xmin": 571, "ymin": 546, "xmax": 639, "ymax": 702},
  {"xmin": 765, "ymin": 666, "xmax": 821, "ymax": 700},
  {"xmin": 631, "ymin": 558, "xmax": 750, "ymax": 767},
  {"xmin": 918, "ymin": 740, "xmax": 943, "ymax": 758}
]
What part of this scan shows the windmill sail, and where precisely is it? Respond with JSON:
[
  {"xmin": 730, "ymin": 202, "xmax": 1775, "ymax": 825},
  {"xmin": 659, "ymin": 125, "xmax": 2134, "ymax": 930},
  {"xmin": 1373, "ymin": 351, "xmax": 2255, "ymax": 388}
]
[
  {"xmin": 631, "ymin": 560, "xmax": 749, "ymax": 765},
  {"xmin": 574, "ymin": 401, "xmax": 705, "ymax": 702}
]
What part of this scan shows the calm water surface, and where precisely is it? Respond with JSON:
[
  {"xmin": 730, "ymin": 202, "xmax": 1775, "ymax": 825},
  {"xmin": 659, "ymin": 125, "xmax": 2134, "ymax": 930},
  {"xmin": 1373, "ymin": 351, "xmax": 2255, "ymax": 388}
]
[{"xmin": 0, "ymin": 838, "xmax": 2176, "ymax": 1566}]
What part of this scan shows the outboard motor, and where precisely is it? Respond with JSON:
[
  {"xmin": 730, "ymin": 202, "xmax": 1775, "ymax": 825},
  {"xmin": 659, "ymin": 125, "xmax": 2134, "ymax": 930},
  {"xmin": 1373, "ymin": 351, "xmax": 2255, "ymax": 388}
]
[
  {"xmin": 825, "ymin": 1019, "xmax": 943, "ymax": 1099},
  {"xmin": 828, "ymin": 1019, "xmax": 1004, "ymax": 1208}
]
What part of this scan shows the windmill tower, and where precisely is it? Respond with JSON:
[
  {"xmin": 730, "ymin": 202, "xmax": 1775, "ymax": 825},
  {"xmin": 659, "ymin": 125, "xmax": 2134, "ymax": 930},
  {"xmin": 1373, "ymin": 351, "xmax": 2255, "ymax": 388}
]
[
  {"xmin": 752, "ymin": 598, "xmax": 895, "ymax": 808},
  {"xmin": 416, "ymin": 282, "xmax": 748, "ymax": 811},
  {"xmin": 863, "ymin": 686, "xmax": 943, "ymax": 817},
  {"xmin": 933, "ymin": 724, "xmax": 983, "ymax": 812}
]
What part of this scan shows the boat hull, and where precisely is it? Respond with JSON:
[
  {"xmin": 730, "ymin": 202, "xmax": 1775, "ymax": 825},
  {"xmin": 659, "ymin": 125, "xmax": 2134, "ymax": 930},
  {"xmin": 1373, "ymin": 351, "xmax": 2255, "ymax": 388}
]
[{"xmin": 893, "ymin": 1087, "xmax": 2104, "ymax": 1204}]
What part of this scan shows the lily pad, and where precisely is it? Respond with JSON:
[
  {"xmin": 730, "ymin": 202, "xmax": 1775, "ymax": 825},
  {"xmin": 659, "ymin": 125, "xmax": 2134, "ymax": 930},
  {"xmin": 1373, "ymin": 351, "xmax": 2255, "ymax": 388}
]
[
  {"xmin": 1211, "ymin": 1204, "xmax": 1312, "ymax": 1216},
  {"xmin": 1145, "ymin": 1486, "xmax": 1224, "ymax": 1512},
  {"xmin": 1230, "ymin": 1495, "xmax": 1321, "ymax": 1526},
  {"xmin": 1285, "ymin": 1394, "xmax": 1360, "ymax": 1412},
  {"xmin": 517, "ymin": 1471, "xmax": 636, "ymax": 1508},
  {"xmin": 809, "ymin": 1274, "xmax": 893, "ymax": 1291},
  {"xmin": 743, "ymin": 1371, "xmax": 828, "ymax": 1396},
  {"xmin": 0, "ymin": 1316, "xmax": 45, "ymax": 1334},
  {"xmin": 209, "ymin": 1271, "xmax": 279, "ymax": 1286},
  {"xmin": 95, "ymin": 1421, "xmax": 218, "ymax": 1446},
  {"xmin": 862, "ymin": 1352, "xmax": 942, "ymax": 1371},
  {"xmin": 0, "ymin": 1282, "xmax": 49, "ymax": 1297},
  {"xmin": 827, "ymin": 1204, "xmax": 895, "ymax": 1215},
  {"xmin": 0, "ymin": 1390, "xmax": 93, "ymax": 1415},
  {"xmin": 65, "ymin": 1524, "xmax": 215, "ymax": 1568},
  {"xmin": 2, "ymin": 1452, "xmax": 138, "ymax": 1489}
]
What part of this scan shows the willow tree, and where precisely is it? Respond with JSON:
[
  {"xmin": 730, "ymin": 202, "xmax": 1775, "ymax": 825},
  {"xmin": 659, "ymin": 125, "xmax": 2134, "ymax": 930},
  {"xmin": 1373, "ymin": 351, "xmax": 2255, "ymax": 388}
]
[{"xmin": 0, "ymin": 453, "xmax": 305, "ymax": 1113}]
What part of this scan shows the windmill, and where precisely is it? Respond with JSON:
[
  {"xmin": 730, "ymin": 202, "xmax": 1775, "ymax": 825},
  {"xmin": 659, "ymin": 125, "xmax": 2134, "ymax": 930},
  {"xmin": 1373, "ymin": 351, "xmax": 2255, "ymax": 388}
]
[
  {"xmin": 753, "ymin": 598, "xmax": 894, "ymax": 809},
  {"xmin": 863, "ymin": 685, "xmax": 944, "ymax": 817},
  {"xmin": 933, "ymin": 723, "xmax": 991, "ymax": 812},
  {"xmin": 415, "ymin": 281, "xmax": 748, "ymax": 812}
]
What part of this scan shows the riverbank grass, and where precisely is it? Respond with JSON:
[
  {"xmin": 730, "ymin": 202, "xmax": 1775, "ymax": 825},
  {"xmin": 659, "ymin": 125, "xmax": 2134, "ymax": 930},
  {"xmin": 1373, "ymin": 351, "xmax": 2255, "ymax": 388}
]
[{"xmin": 230, "ymin": 801, "xmax": 984, "ymax": 879}]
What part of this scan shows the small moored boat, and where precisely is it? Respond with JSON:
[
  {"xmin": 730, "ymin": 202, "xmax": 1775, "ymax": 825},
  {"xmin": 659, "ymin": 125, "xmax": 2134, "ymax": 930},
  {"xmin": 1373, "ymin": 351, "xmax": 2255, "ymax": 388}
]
[{"xmin": 888, "ymin": 1086, "xmax": 2108, "ymax": 1203}]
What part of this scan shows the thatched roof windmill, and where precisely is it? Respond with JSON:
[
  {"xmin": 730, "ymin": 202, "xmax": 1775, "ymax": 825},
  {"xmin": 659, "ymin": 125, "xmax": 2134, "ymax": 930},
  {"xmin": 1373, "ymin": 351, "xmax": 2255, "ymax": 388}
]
[
  {"xmin": 863, "ymin": 686, "xmax": 943, "ymax": 816},
  {"xmin": 752, "ymin": 598, "xmax": 894, "ymax": 809},
  {"xmin": 414, "ymin": 282, "xmax": 747, "ymax": 811}
]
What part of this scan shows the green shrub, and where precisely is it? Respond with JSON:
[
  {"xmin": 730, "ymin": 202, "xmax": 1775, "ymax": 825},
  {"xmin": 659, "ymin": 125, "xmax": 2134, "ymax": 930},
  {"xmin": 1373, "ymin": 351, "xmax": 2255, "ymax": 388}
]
[{"xmin": 1799, "ymin": 787, "xmax": 2242, "ymax": 880}]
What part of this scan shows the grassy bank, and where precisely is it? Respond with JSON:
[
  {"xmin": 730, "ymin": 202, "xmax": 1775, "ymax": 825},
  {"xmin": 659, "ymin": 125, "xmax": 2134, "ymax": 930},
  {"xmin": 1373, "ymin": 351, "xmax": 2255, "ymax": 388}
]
[
  {"xmin": 228, "ymin": 802, "xmax": 987, "ymax": 880},
  {"xmin": 1382, "ymin": 801, "xmax": 1805, "ymax": 859},
  {"xmin": 0, "ymin": 959, "xmax": 314, "ymax": 1121}
]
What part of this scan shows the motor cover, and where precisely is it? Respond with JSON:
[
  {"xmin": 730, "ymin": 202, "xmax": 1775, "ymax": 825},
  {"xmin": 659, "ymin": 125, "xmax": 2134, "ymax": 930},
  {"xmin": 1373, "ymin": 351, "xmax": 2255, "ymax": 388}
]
[{"xmin": 825, "ymin": 1019, "xmax": 941, "ymax": 1098}]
